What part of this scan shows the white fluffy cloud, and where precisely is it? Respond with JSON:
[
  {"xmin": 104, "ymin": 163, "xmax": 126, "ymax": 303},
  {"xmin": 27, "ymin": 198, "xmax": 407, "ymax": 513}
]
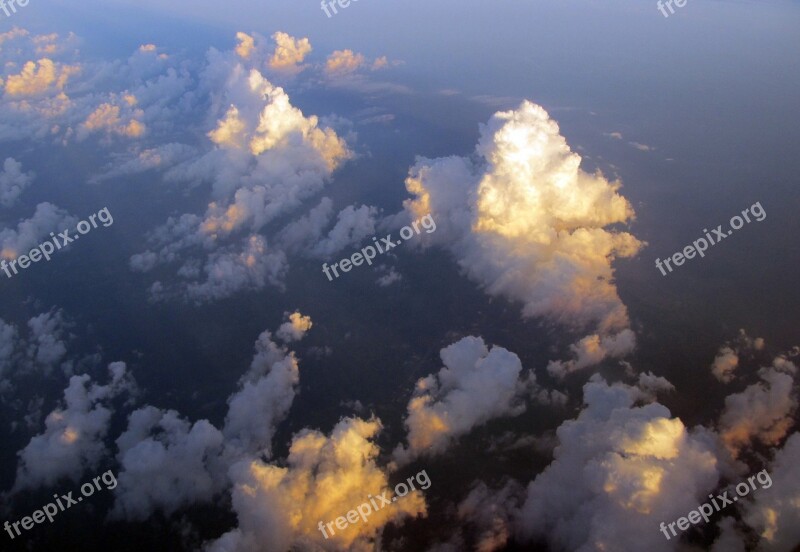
[
  {"xmin": 275, "ymin": 311, "xmax": 313, "ymax": 343},
  {"xmin": 110, "ymin": 406, "xmax": 226, "ymax": 521},
  {"xmin": 517, "ymin": 375, "xmax": 720, "ymax": 552},
  {"xmin": 222, "ymin": 329, "xmax": 301, "ymax": 457},
  {"xmin": 268, "ymin": 32, "xmax": 312, "ymax": 73},
  {"xmin": 132, "ymin": 49, "xmax": 351, "ymax": 302},
  {"xmin": 718, "ymin": 356, "xmax": 797, "ymax": 458},
  {"xmin": 208, "ymin": 417, "xmax": 427, "ymax": 552},
  {"xmin": 403, "ymin": 101, "xmax": 642, "ymax": 335},
  {"xmin": 393, "ymin": 336, "xmax": 528, "ymax": 464},
  {"xmin": 12, "ymin": 362, "xmax": 135, "ymax": 491},
  {"xmin": 325, "ymin": 50, "xmax": 366, "ymax": 76},
  {"xmin": 0, "ymin": 157, "xmax": 35, "ymax": 207},
  {"xmin": 111, "ymin": 321, "xmax": 306, "ymax": 521}
]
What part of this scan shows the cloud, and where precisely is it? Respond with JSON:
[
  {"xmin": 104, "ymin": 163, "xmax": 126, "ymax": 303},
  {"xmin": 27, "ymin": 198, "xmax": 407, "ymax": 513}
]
[
  {"xmin": 111, "ymin": 325, "xmax": 302, "ymax": 520},
  {"xmin": 547, "ymin": 329, "xmax": 636, "ymax": 379},
  {"xmin": 235, "ymin": 32, "xmax": 256, "ymax": 59},
  {"xmin": 275, "ymin": 311, "xmax": 313, "ymax": 343},
  {"xmin": 628, "ymin": 141, "xmax": 654, "ymax": 152},
  {"xmin": 456, "ymin": 481, "xmax": 524, "ymax": 552},
  {"xmin": 110, "ymin": 406, "xmax": 227, "ymax": 521},
  {"xmin": 740, "ymin": 432, "xmax": 800, "ymax": 551},
  {"xmin": 207, "ymin": 417, "xmax": 427, "ymax": 552},
  {"xmin": 77, "ymin": 102, "xmax": 146, "ymax": 141},
  {"xmin": 88, "ymin": 143, "xmax": 198, "ymax": 184},
  {"xmin": 376, "ymin": 266, "xmax": 402, "ymax": 287},
  {"xmin": 403, "ymin": 101, "xmax": 642, "ymax": 335},
  {"xmin": 222, "ymin": 329, "xmax": 301, "ymax": 457},
  {"xmin": 718, "ymin": 356, "xmax": 797, "ymax": 458},
  {"xmin": 0, "ymin": 157, "xmax": 35, "ymax": 207},
  {"xmin": 517, "ymin": 375, "xmax": 720, "ymax": 552},
  {"xmin": 183, "ymin": 235, "xmax": 288, "ymax": 303},
  {"xmin": 0, "ymin": 309, "xmax": 72, "ymax": 387},
  {"xmin": 132, "ymin": 49, "xmax": 351, "ymax": 302},
  {"xmin": 325, "ymin": 50, "xmax": 366, "ymax": 77},
  {"xmin": 1, "ymin": 58, "xmax": 80, "ymax": 97},
  {"xmin": 307, "ymin": 204, "xmax": 379, "ymax": 258},
  {"xmin": 12, "ymin": 362, "xmax": 135, "ymax": 491},
  {"xmin": 0, "ymin": 202, "xmax": 77, "ymax": 261},
  {"xmin": 268, "ymin": 32, "xmax": 312, "ymax": 73},
  {"xmin": 393, "ymin": 336, "xmax": 528, "ymax": 465},
  {"xmin": 711, "ymin": 330, "xmax": 766, "ymax": 384}
]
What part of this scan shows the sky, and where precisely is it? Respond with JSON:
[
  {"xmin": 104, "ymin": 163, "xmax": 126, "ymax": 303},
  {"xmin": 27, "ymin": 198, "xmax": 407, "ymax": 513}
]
[{"xmin": 0, "ymin": 0, "xmax": 799, "ymax": 551}]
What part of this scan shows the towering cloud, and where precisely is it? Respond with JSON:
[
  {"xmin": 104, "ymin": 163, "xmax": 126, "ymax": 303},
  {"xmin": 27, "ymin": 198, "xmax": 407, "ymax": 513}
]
[{"xmin": 403, "ymin": 101, "xmax": 642, "ymax": 336}]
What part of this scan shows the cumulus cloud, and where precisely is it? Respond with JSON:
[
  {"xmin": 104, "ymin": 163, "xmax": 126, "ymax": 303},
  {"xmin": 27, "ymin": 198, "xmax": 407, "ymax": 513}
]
[
  {"xmin": 0, "ymin": 309, "xmax": 72, "ymax": 384},
  {"xmin": 393, "ymin": 336, "xmax": 528, "ymax": 465},
  {"xmin": 547, "ymin": 329, "xmax": 636, "ymax": 379},
  {"xmin": 0, "ymin": 202, "xmax": 77, "ymax": 261},
  {"xmin": 276, "ymin": 196, "xmax": 334, "ymax": 253},
  {"xmin": 1, "ymin": 58, "xmax": 79, "ymax": 97},
  {"xmin": 517, "ymin": 375, "xmax": 720, "ymax": 552},
  {"xmin": 268, "ymin": 32, "xmax": 312, "ymax": 73},
  {"xmin": 235, "ymin": 32, "xmax": 256, "ymax": 60},
  {"xmin": 740, "ymin": 432, "xmax": 800, "ymax": 551},
  {"xmin": 183, "ymin": 235, "xmax": 288, "ymax": 303},
  {"xmin": 308, "ymin": 204, "xmax": 379, "ymax": 258},
  {"xmin": 110, "ymin": 406, "xmax": 226, "ymax": 521},
  {"xmin": 88, "ymin": 143, "xmax": 198, "ymax": 184},
  {"xmin": 325, "ymin": 49, "xmax": 366, "ymax": 76},
  {"xmin": 0, "ymin": 29, "xmax": 192, "ymax": 144},
  {"xmin": 112, "ymin": 325, "xmax": 302, "ymax": 520},
  {"xmin": 208, "ymin": 417, "xmax": 427, "ymax": 552},
  {"xmin": 0, "ymin": 157, "xmax": 34, "ymax": 207},
  {"xmin": 718, "ymin": 356, "xmax": 797, "ymax": 458},
  {"xmin": 403, "ymin": 101, "xmax": 642, "ymax": 335},
  {"xmin": 712, "ymin": 346, "xmax": 740, "ymax": 384},
  {"xmin": 275, "ymin": 311, "xmax": 313, "ymax": 343},
  {"xmin": 132, "ymin": 51, "xmax": 350, "ymax": 302},
  {"xmin": 222, "ymin": 329, "xmax": 300, "ymax": 457},
  {"xmin": 12, "ymin": 362, "xmax": 135, "ymax": 491},
  {"xmin": 77, "ymin": 101, "xmax": 146, "ymax": 141},
  {"xmin": 711, "ymin": 330, "xmax": 766, "ymax": 383},
  {"xmin": 456, "ymin": 481, "xmax": 524, "ymax": 552}
]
